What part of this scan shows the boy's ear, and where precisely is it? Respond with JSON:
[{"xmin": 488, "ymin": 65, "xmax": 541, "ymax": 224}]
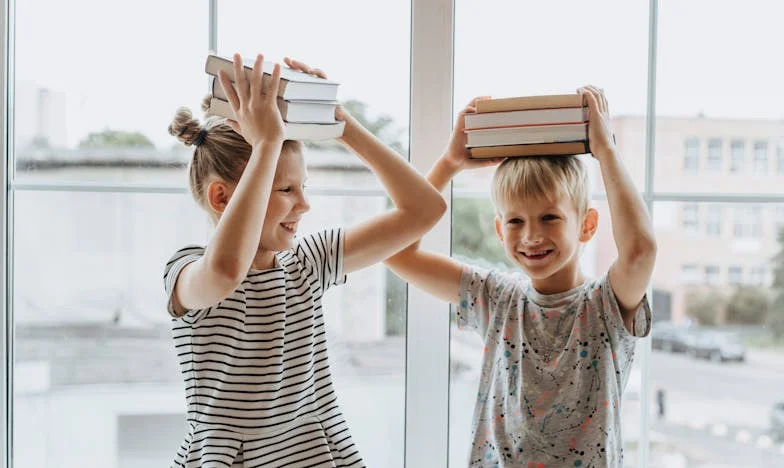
[
  {"xmin": 206, "ymin": 180, "xmax": 233, "ymax": 215},
  {"xmin": 494, "ymin": 215, "xmax": 504, "ymax": 243},
  {"xmin": 579, "ymin": 208, "xmax": 599, "ymax": 242}
]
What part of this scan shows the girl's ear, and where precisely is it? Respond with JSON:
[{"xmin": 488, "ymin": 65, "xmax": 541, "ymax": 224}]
[
  {"xmin": 579, "ymin": 208, "xmax": 599, "ymax": 242},
  {"xmin": 206, "ymin": 180, "xmax": 233, "ymax": 216}
]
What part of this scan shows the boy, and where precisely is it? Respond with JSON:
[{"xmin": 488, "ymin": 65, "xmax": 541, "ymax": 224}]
[{"xmin": 385, "ymin": 86, "xmax": 655, "ymax": 467}]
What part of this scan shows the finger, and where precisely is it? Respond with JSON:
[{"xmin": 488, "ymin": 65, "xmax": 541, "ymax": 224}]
[
  {"xmin": 265, "ymin": 63, "xmax": 282, "ymax": 102},
  {"xmin": 286, "ymin": 57, "xmax": 310, "ymax": 73},
  {"xmin": 227, "ymin": 119, "xmax": 241, "ymax": 133},
  {"xmin": 579, "ymin": 87, "xmax": 600, "ymax": 112},
  {"xmin": 250, "ymin": 54, "xmax": 264, "ymax": 97},
  {"xmin": 468, "ymin": 95, "xmax": 492, "ymax": 107},
  {"xmin": 217, "ymin": 70, "xmax": 240, "ymax": 110},
  {"xmin": 233, "ymin": 53, "xmax": 249, "ymax": 101},
  {"xmin": 310, "ymin": 67, "xmax": 327, "ymax": 79},
  {"xmin": 460, "ymin": 105, "xmax": 477, "ymax": 115}
]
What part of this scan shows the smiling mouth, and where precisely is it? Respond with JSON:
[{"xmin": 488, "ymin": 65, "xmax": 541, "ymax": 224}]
[
  {"xmin": 521, "ymin": 249, "xmax": 553, "ymax": 260},
  {"xmin": 281, "ymin": 222, "xmax": 297, "ymax": 233}
]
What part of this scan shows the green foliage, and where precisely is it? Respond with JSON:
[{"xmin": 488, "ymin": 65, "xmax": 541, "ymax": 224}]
[
  {"xmin": 78, "ymin": 129, "xmax": 155, "ymax": 149},
  {"xmin": 452, "ymin": 197, "xmax": 511, "ymax": 268},
  {"xmin": 684, "ymin": 290, "xmax": 726, "ymax": 326},
  {"xmin": 307, "ymin": 100, "xmax": 407, "ymax": 155},
  {"xmin": 769, "ymin": 226, "xmax": 784, "ymax": 338},
  {"xmin": 725, "ymin": 286, "xmax": 769, "ymax": 325}
]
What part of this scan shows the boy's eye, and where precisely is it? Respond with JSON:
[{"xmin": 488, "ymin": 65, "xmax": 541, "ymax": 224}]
[
  {"xmin": 279, "ymin": 186, "xmax": 292, "ymax": 193},
  {"xmin": 543, "ymin": 214, "xmax": 559, "ymax": 221},
  {"xmin": 507, "ymin": 218, "xmax": 523, "ymax": 224}
]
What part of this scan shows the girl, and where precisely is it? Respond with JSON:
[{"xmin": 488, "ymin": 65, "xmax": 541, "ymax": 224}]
[{"xmin": 165, "ymin": 53, "xmax": 446, "ymax": 468}]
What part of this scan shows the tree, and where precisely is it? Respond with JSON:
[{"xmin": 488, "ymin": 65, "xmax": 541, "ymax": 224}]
[
  {"xmin": 725, "ymin": 286, "xmax": 769, "ymax": 325},
  {"xmin": 685, "ymin": 290, "xmax": 726, "ymax": 326},
  {"xmin": 78, "ymin": 129, "xmax": 155, "ymax": 149},
  {"xmin": 307, "ymin": 100, "xmax": 407, "ymax": 155},
  {"xmin": 452, "ymin": 197, "xmax": 511, "ymax": 268},
  {"xmin": 768, "ymin": 228, "xmax": 784, "ymax": 339}
]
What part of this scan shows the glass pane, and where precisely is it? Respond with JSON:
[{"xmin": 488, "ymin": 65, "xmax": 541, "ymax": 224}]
[
  {"xmin": 14, "ymin": 0, "xmax": 208, "ymax": 185},
  {"xmin": 653, "ymin": 1, "xmax": 784, "ymax": 193},
  {"xmin": 648, "ymin": 201, "xmax": 784, "ymax": 467},
  {"xmin": 218, "ymin": 1, "xmax": 410, "ymax": 193},
  {"xmin": 454, "ymin": 1, "xmax": 649, "ymax": 195},
  {"xmin": 13, "ymin": 189, "xmax": 405, "ymax": 467}
]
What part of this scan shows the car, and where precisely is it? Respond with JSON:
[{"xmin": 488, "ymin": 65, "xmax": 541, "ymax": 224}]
[
  {"xmin": 771, "ymin": 401, "xmax": 784, "ymax": 442},
  {"xmin": 689, "ymin": 331, "xmax": 746, "ymax": 362},
  {"xmin": 651, "ymin": 322, "xmax": 696, "ymax": 353}
]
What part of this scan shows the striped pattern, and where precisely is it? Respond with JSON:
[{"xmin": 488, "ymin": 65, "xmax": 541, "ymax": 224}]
[{"xmin": 164, "ymin": 229, "xmax": 364, "ymax": 467}]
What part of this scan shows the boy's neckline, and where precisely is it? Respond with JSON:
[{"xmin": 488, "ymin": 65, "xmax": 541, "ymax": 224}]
[{"xmin": 526, "ymin": 277, "xmax": 593, "ymax": 304}]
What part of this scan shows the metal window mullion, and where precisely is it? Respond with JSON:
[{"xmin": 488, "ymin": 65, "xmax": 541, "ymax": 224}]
[
  {"xmin": 1, "ymin": 0, "xmax": 12, "ymax": 465},
  {"xmin": 406, "ymin": 0, "xmax": 453, "ymax": 466},
  {"xmin": 639, "ymin": 0, "xmax": 659, "ymax": 466}
]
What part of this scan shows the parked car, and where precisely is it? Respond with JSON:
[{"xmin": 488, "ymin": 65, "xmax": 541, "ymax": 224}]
[
  {"xmin": 651, "ymin": 322, "xmax": 696, "ymax": 353},
  {"xmin": 689, "ymin": 331, "xmax": 746, "ymax": 362},
  {"xmin": 771, "ymin": 401, "xmax": 784, "ymax": 442}
]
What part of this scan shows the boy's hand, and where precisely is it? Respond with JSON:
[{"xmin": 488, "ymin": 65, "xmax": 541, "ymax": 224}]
[
  {"xmin": 442, "ymin": 97, "xmax": 504, "ymax": 171},
  {"xmin": 218, "ymin": 53, "xmax": 285, "ymax": 147},
  {"xmin": 577, "ymin": 85, "xmax": 616, "ymax": 160}
]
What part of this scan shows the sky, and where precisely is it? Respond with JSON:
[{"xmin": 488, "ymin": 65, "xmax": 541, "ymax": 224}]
[{"xmin": 13, "ymin": 0, "xmax": 784, "ymax": 150}]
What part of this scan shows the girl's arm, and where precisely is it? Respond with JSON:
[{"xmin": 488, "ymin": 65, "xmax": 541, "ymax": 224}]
[
  {"xmin": 337, "ymin": 111, "xmax": 447, "ymax": 274},
  {"xmin": 172, "ymin": 53, "xmax": 285, "ymax": 316},
  {"xmin": 282, "ymin": 57, "xmax": 447, "ymax": 275}
]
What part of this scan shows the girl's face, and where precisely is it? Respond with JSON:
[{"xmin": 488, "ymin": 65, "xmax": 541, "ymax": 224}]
[{"xmin": 259, "ymin": 150, "xmax": 310, "ymax": 253}]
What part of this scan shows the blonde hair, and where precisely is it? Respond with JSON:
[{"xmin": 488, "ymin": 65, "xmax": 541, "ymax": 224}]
[
  {"xmin": 168, "ymin": 95, "xmax": 303, "ymax": 212},
  {"xmin": 491, "ymin": 156, "xmax": 590, "ymax": 215}
]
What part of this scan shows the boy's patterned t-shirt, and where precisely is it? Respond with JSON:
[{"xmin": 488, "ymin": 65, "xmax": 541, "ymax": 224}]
[{"xmin": 457, "ymin": 265, "xmax": 651, "ymax": 468}]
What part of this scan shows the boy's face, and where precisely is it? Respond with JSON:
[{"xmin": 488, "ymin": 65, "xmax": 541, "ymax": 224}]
[{"xmin": 494, "ymin": 195, "xmax": 597, "ymax": 288}]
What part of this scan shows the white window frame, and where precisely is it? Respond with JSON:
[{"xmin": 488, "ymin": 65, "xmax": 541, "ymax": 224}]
[
  {"xmin": 684, "ymin": 137, "xmax": 699, "ymax": 173},
  {"xmin": 5, "ymin": 1, "xmax": 784, "ymax": 467},
  {"xmin": 753, "ymin": 140, "xmax": 768, "ymax": 174},
  {"xmin": 730, "ymin": 139, "xmax": 745, "ymax": 173},
  {"xmin": 707, "ymin": 138, "xmax": 722, "ymax": 173}
]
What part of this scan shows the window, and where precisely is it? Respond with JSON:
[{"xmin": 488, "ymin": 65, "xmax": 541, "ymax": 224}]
[
  {"xmin": 728, "ymin": 265, "xmax": 743, "ymax": 285},
  {"xmin": 705, "ymin": 204, "xmax": 722, "ymax": 237},
  {"xmin": 734, "ymin": 205, "xmax": 763, "ymax": 238},
  {"xmin": 777, "ymin": 140, "xmax": 784, "ymax": 175},
  {"xmin": 750, "ymin": 266, "xmax": 766, "ymax": 285},
  {"xmin": 684, "ymin": 137, "xmax": 699, "ymax": 173},
  {"xmin": 704, "ymin": 265, "xmax": 720, "ymax": 285},
  {"xmin": 707, "ymin": 138, "xmax": 722, "ymax": 173},
  {"xmin": 776, "ymin": 206, "xmax": 784, "ymax": 239},
  {"xmin": 681, "ymin": 264, "xmax": 700, "ymax": 283},
  {"xmin": 682, "ymin": 203, "xmax": 699, "ymax": 234},
  {"xmin": 730, "ymin": 140, "xmax": 745, "ymax": 173},
  {"xmin": 753, "ymin": 140, "xmax": 769, "ymax": 174}
]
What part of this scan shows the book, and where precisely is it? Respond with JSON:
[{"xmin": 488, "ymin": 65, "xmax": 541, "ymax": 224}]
[
  {"xmin": 475, "ymin": 93, "xmax": 584, "ymax": 113},
  {"xmin": 206, "ymin": 97, "xmax": 345, "ymax": 141},
  {"xmin": 465, "ymin": 106, "xmax": 588, "ymax": 130},
  {"xmin": 465, "ymin": 123, "xmax": 587, "ymax": 148},
  {"xmin": 469, "ymin": 141, "xmax": 589, "ymax": 159},
  {"xmin": 209, "ymin": 92, "xmax": 336, "ymax": 124},
  {"xmin": 205, "ymin": 54, "xmax": 339, "ymax": 102}
]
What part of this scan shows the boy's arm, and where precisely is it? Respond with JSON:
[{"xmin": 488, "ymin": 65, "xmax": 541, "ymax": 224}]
[
  {"xmin": 580, "ymin": 86, "xmax": 657, "ymax": 330},
  {"xmin": 384, "ymin": 98, "xmax": 503, "ymax": 305}
]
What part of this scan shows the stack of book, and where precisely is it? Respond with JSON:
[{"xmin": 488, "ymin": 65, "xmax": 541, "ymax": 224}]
[
  {"xmin": 205, "ymin": 54, "xmax": 345, "ymax": 141},
  {"xmin": 465, "ymin": 93, "xmax": 589, "ymax": 159}
]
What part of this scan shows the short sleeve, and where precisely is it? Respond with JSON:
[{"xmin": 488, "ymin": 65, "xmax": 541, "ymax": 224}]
[
  {"xmin": 596, "ymin": 273, "xmax": 652, "ymax": 339},
  {"xmin": 295, "ymin": 228, "xmax": 346, "ymax": 293},
  {"xmin": 163, "ymin": 245, "xmax": 211, "ymax": 323},
  {"xmin": 456, "ymin": 264, "xmax": 522, "ymax": 336}
]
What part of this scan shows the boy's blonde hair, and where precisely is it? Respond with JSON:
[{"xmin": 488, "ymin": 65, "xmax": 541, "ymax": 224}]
[
  {"xmin": 491, "ymin": 156, "xmax": 590, "ymax": 216},
  {"xmin": 168, "ymin": 95, "xmax": 303, "ymax": 212}
]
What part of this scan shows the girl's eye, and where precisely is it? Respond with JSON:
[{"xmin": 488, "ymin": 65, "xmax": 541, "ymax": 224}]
[
  {"xmin": 507, "ymin": 218, "xmax": 522, "ymax": 224},
  {"xmin": 279, "ymin": 187, "xmax": 292, "ymax": 193},
  {"xmin": 543, "ymin": 215, "xmax": 559, "ymax": 221}
]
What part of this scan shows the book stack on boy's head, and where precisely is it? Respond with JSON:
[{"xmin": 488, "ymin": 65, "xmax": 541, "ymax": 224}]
[
  {"xmin": 204, "ymin": 54, "xmax": 345, "ymax": 141},
  {"xmin": 465, "ymin": 93, "xmax": 589, "ymax": 159}
]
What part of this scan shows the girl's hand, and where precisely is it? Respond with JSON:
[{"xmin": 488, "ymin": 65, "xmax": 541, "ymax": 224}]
[
  {"xmin": 217, "ymin": 53, "xmax": 285, "ymax": 147},
  {"xmin": 283, "ymin": 56, "xmax": 355, "ymax": 128},
  {"xmin": 577, "ymin": 85, "xmax": 616, "ymax": 160},
  {"xmin": 441, "ymin": 96, "xmax": 504, "ymax": 171}
]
